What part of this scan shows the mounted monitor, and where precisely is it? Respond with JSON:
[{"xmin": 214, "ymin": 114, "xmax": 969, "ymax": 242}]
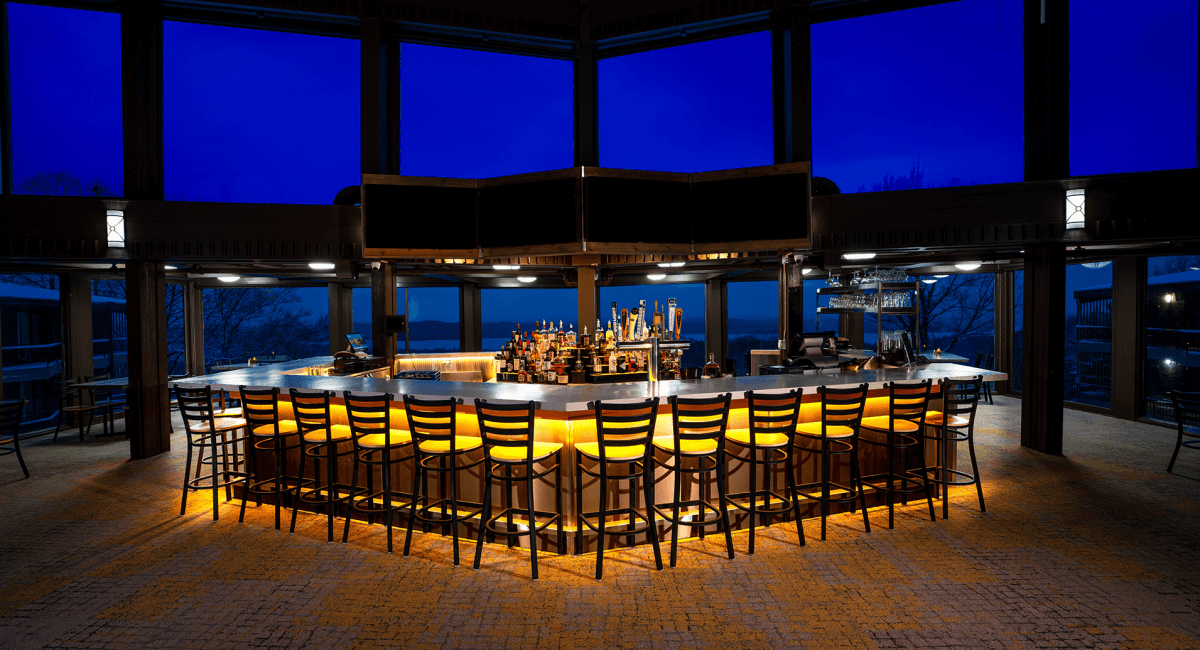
[
  {"xmin": 690, "ymin": 162, "xmax": 811, "ymax": 251},
  {"xmin": 582, "ymin": 168, "xmax": 691, "ymax": 252},
  {"xmin": 362, "ymin": 175, "xmax": 478, "ymax": 257},
  {"xmin": 477, "ymin": 168, "xmax": 581, "ymax": 255}
]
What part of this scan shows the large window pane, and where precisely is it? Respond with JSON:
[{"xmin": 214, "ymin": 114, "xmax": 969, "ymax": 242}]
[
  {"xmin": 916, "ymin": 273, "xmax": 995, "ymax": 362},
  {"xmin": 203, "ymin": 287, "xmax": 329, "ymax": 369},
  {"xmin": 481, "ymin": 288, "xmax": 578, "ymax": 352},
  {"xmin": 728, "ymin": 281, "xmax": 778, "ymax": 375},
  {"xmin": 813, "ymin": 0, "xmax": 1022, "ymax": 192},
  {"xmin": 352, "ymin": 287, "xmax": 373, "ymax": 352},
  {"xmin": 91, "ymin": 279, "xmax": 127, "ymax": 380},
  {"xmin": 401, "ymin": 45, "xmax": 572, "ymax": 178},
  {"xmin": 1143, "ymin": 255, "xmax": 1200, "ymax": 421},
  {"xmin": 166, "ymin": 283, "xmax": 187, "ymax": 376},
  {"xmin": 600, "ymin": 284, "xmax": 705, "ymax": 369},
  {"xmin": 1071, "ymin": 0, "xmax": 1197, "ymax": 176},
  {"xmin": 1067, "ymin": 262, "xmax": 1112, "ymax": 408},
  {"xmin": 599, "ymin": 32, "xmax": 771, "ymax": 173},
  {"xmin": 165, "ymin": 22, "xmax": 359, "ymax": 203},
  {"xmin": 0, "ymin": 274, "xmax": 62, "ymax": 429},
  {"xmin": 9, "ymin": 4, "xmax": 121, "ymax": 197},
  {"xmin": 401, "ymin": 287, "xmax": 460, "ymax": 353}
]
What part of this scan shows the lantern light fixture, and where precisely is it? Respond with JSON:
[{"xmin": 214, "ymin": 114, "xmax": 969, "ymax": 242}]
[
  {"xmin": 1065, "ymin": 189, "xmax": 1086, "ymax": 230},
  {"xmin": 106, "ymin": 210, "xmax": 125, "ymax": 248}
]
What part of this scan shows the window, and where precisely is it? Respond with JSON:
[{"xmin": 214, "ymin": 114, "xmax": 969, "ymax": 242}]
[
  {"xmin": 352, "ymin": 287, "xmax": 373, "ymax": 352},
  {"xmin": 203, "ymin": 287, "xmax": 329, "ymax": 369},
  {"xmin": 812, "ymin": 0, "xmax": 1022, "ymax": 192},
  {"xmin": 915, "ymin": 273, "xmax": 995, "ymax": 362},
  {"xmin": 481, "ymin": 288, "xmax": 578, "ymax": 352},
  {"xmin": 600, "ymin": 283, "xmax": 705, "ymax": 368},
  {"xmin": 400, "ymin": 45, "xmax": 572, "ymax": 178},
  {"xmin": 166, "ymin": 283, "xmax": 187, "ymax": 377},
  {"xmin": 91, "ymin": 279, "xmax": 127, "ymax": 380},
  {"xmin": 400, "ymin": 287, "xmax": 460, "ymax": 353},
  {"xmin": 1066, "ymin": 262, "xmax": 1112, "ymax": 408},
  {"xmin": 1143, "ymin": 255, "xmax": 1200, "ymax": 422},
  {"xmin": 8, "ymin": 3, "xmax": 122, "ymax": 197},
  {"xmin": 1013, "ymin": 269, "xmax": 1024, "ymax": 393},
  {"xmin": 727, "ymin": 280, "xmax": 778, "ymax": 375},
  {"xmin": 1070, "ymin": 0, "xmax": 1197, "ymax": 176},
  {"xmin": 165, "ymin": 22, "xmax": 359, "ymax": 203},
  {"xmin": 599, "ymin": 32, "xmax": 772, "ymax": 173},
  {"xmin": 0, "ymin": 274, "xmax": 62, "ymax": 429}
]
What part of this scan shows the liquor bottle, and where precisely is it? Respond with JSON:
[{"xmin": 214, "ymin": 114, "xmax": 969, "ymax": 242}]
[
  {"xmin": 606, "ymin": 321, "xmax": 614, "ymax": 346},
  {"xmin": 518, "ymin": 367, "xmax": 528, "ymax": 383},
  {"xmin": 607, "ymin": 348, "xmax": 617, "ymax": 373},
  {"xmin": 567, "ymin": 323, "xmax": 576, "ymax": 347},
  {"xmin": 580, "ymin": 325, "xmax": 590, "ymax": 349},
  {"xmin": 617, "ymin": 352, "xmax": 629, "ymax": 373},
  {"xmin": 574, "ymin": 351, "xmax": 584, "ymax": 372},
  {"xmin": 629, "ymin": 351, "xmax": 639, "ymax": 372},
  {"xmin": 704, "ymin": 353, "xmax": 721, "ymax": 378}
]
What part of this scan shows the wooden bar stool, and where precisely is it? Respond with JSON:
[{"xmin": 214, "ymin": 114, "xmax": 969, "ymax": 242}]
[
  {"xmin": 472, "ymin": 399, "xmax": 564, "ymax": 579},
  {"xmin": 288, "ymin": 388, "xmax": 358, "ymax": 542},
  {"xmin": 575, "ymin": 397, "xmax": 663, "ymax": 580},
  {"xmin": 1167, "ymin": 390, "xmax": 1200, "ymax": 472},
  {"xmin": 402, "ymin": 394, "xmax": 484, "ymax": 566},
  {"xmin": 725, "ymin": 389, "xmax": 805, "ymax": 554},
  {"xmin": 921, "ymin": 377, "xmax": 985, "ymax": 520},
  {"xmin": 0, "ymin": 400, "xmax": 29, "ymax": 478},
  {"xmin": 238, "ymin": 385, "xmax": 304, "ymax": 530},
  {"xmin": 858, "ymin": 379, "xmax": 937, "ymax": 529},
  {"xmin": 177, "ymin": 385, "xmax": 250, "ymax": 521},
  {"xmin": 793, "ymin": 383, "xmax": 871, "ymax": 541},
  {"xmin": 651, "ymin": 393, "xmax": 735, "ymax": 567},
  {"xmin": 341, "ymin": 391, "xmax": 414, "ymax": 553}
]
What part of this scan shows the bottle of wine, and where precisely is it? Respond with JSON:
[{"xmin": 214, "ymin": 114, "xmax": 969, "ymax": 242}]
[{"xmin": 704, "ymin": 353, "xmax": 721, "ymax": 379}]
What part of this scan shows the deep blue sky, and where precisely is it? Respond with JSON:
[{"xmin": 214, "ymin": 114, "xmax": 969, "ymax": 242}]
[{"xmin": 6, "ymin": 1, "xmax": 1197, "ymax": 330}]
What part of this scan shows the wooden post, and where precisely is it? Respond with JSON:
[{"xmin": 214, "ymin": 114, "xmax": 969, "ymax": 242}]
[
  {"xmin": 1110, "ymin": 256, "xmax": 1146, "ymax": 420},
  {"xmin": 1021, "ymin": 244, "xmax": 1065, "ymax": 454},
  {"xmin": 328, "ymin": 282, "xmax": 353, "ymax": 355},
  {"xmin": 1, "ymin": 2, "xmax": 13, "ymax": 196},
  {"xmin": 371, "ymin": 263, "xmax": 396, "ymax": 359},
  {"xmin": 459, "ymin": 282, "xmax": 482, "ymax": 352},
  {"xmin": 125, "ymin": 260, "xmax": 171, "ymax": 459},
  {"xmin": 771, "ymin": 4, "xmax": 812, "ymax": 167},
  {"xmin": 577, "ymin": 266, "xmax": 597, "ymax": 340},
  {"xmin": 362, "ymin": 17, "xmax": 400, "ymax": 176},
  {"xmin": 705, "ymin": 278, "xmax": 728, "ymax": 369},
  {"xmin": 121, "ymin": 0, "xmax": 164, "ymax": 200},
  {"xmin": 1023, "ymin": 0, "xmax": 1069, "ymax": 182},
  {"xmin": 59, "ymin": 272, "xmax": 93, "ymax": 383},
  {"xmin": 574, "ymin": 1, "xmax": 598, "ymax": 168},
  {"xmin": 184, "ymin": 281, "xmax": 204, "ymax": 376},
  {"xmin": 994, "ymin": 271, "xmax": 1014, "ymax": 394}
]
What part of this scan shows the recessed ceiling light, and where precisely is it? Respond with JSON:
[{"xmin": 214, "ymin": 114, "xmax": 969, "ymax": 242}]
[
  {"xmin": 217, "ymin": 275, "xmax": 240, "ymax": 283},
  {"xmin": 494, "ymin": 264, "xmax": 521, "ymax": 270},
  {"xmin": 843, "ymin": 252, "xmax": 876, "ymax": 260},
  {"xmin": 954, "ymin": 262, "xmax": 982, "ymax": 271},
  {"xmin": 922, "ymin": 278, "xmax": 938, "ymax": 284},
  {"xmin": 934, "ymin": 274, "xmax": 949, "ymax": 279},
  {"xmin": 657, "ymin": 261, "xmax": 685, "ymax": 268},
  {"xmin": 647, "ymin": 273, "xmax": 667, "ymax": 280},
  {"xmin": 308, "ymin": 262, "xmax": 335, "ymax": 270},
  {"xmin": 165, "ymin": 265, "xmax": 177, "ymax": 270},
  {"xmin": 517, "ymin": 276, "xmax": 536, "ymax": 283},
  {"xmin": 802, "ymin": 268, "xmax": 813, "ymax": 275}
]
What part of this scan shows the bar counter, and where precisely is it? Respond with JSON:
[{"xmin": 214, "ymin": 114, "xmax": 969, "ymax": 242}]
[{"xmin": 173, "ymin": 357, "xmax": 1006, "ymax": 550}]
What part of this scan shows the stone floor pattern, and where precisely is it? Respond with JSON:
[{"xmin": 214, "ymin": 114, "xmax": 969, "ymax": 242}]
[{"xmin": 1, "ymin": 396, "xmax": 1199, "ymax": 649}]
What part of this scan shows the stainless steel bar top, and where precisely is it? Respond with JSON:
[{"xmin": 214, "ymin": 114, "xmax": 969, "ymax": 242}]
[{"xmin": 173, "ymin": 356, "xmax": 1007, "ymax": 413}]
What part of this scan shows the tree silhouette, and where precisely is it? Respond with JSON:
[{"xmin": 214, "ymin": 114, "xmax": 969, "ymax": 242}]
[
  {"xmin": 203, "ymin": 287, "xmax": 328, "ymax": 367},
  {"xmin": 16, "ymin": 170, "xmax": 112, "ymax": 197}
]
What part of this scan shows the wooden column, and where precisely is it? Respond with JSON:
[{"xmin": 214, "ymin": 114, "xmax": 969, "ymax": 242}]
[
  {"xmin": 574, "ymin": 3, "xmax": 598, "ymax": 168},
  {"xmin": 362, "ymin": 17, "xmax": 400, "ymax": 176},
  {"xmin": 994, "ymin": 271, "xmax": 1014, "ymax": 394},
  {"xmin": 705, "ymin": 278, "xmax": 728, "ymax": 368},
  {"xmin": 184, "ymin": 281, "xmax": 204, "ymax": 376},
  {"xmin": 459, "ymin": 282, "xmax": 482, "ymax": 352},
  {"xmin": 577, "ymin": 267, "xmax": 598, "ymax": 339},
  {"xmin": 1, "ymin": 2, "xmax": 13, "ymax": 195},
  {"xmin": 121, "ymin": 0, "xmax": 164, "ymax": 200},
  {"xmin": 1110, "ymin": 256, "xmax": 1146, "ymax": 420},
  {"xmin": 125, "ymin": 260, "xmax": 171, "ymax": 459},
  {"xmin": 1023, "ymin": 0, "xmax": 1069, "ymax": 181},
  {"xmin": 1021, "ymin": 244, "xmax": 1065, "ymax": 454},
  {"xmin": 371, "ymin": 263, "xmax": 396, "ymax": 359},
  {"xmin": 839, "ymin": 313, "xmax": 865, "ymax": 350},
  {"xmin": 328, "ymin": 282, "xmax": 353, "ymax": 355},
  {"xmin": 771, "ymin": 4, "xmax": 812, "ymax": 166},
  {"xmin": 59, "ymin": 273, "xmax": 93, "ymax": 382}
]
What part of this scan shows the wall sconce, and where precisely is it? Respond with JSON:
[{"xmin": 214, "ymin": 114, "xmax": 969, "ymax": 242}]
[
  {"xmin": 1164, "ymin": 293, "xmax": 1176, "ymax": 304},
  {"xmin": 106, "ymin": 210, "xmax": 125, "ymax": 248},
  {"xmin": 1065, "ymin": 189, "xmax": 1085, "ymax": 230}
]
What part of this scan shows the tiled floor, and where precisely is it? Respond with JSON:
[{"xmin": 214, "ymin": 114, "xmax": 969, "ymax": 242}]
[{"xmin": 1, "ymin": 396, "xmax": 1198, "ymax": 649}]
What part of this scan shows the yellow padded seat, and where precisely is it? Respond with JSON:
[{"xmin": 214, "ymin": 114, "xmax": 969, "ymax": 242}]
[
  {"xmin": 795, "ymin": 421, "xmax": 856, "ymax": 439},
  {"xmin": 357, "ymin": 429, "xmax": 413, "ymax": 449},
  {"xmin": 302, "ymin": 424, "xmax": 353, "ymax": 443},
  {"xmin": 860, "ymin": 416, "xmax": 920, "ymax": 433},
  {"xmin": 924, "ymin": 411, "xmax": 970, "ymax": 428},
  {"xmin": 726, "ymin": 428, "xmax": 790, "ymax": 448},
  {"xmin": 651, "ymin": 435, "xmax": 718, "ymax": 456},
  {"xmin": 488, "ymin": 441, "xmax": 563, "ymax": 462},
  {"xmin": 575, "ymin": 441, "xmax": 646, "ymax": 462},
  {"xmin": 251, "ymin": 419, "xmax": 299, "ymax": 437},
  {"xmin": 417, "ymin": 436, "xmax": 483, "ymax": 454},
  {"xmin": 189, "ymin": 417, "xmax": 246, "ymax": 433}
]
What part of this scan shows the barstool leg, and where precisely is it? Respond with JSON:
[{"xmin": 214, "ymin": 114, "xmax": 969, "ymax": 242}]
[
  {"xmin": 343, "ymin": 450, "xmax": 361, "ymax": 544},
  {"xmin": 940, "ymin": 423, "xmax": 949, "ymax": 521},
  {"xmin": 474, "ymin": 458, "xmax": 492, "ymax": 570},
  {"xmin": 670, "ymin": 453, "xmax": 682, "ymax": 568},
  {"xmin": 404, "ymin": 455, "xmax": 423, "ymax": 557},
  {"xmin": 449, "ymin": 454, "xmax": 461, "ymax": 566},
  {"xmin": 239, "ymin": 430, "xmax": 252, "ymax": 524},
  {"xmin": 887, "ymin": 434, "xmax": 896, "ymax": 530},
  {"xmin": 717, "ymin": 452, "xmax": 735, "ymax": 559},
  {"xmin": 626, "ymin": 462, "xmax": 637, "ymax": 548},
  {"xmin": 326, "ymin": 441, "xmax": 338, "ymax": 543},
  {"xmin": 526, "ymin": 464, "xmax": 538, "ymax": 580},
  {"xmin": 595, "ymin": 461, "xmax": 608, "ymax": 580},
  {"xmin": 504, "ymin": 463, "xmax": 513, "ymax": 547},
  {"xmin": 290, "ymin": 445, "xmax": 309, "ymax": 534},
  {"xmin": 181, "ymin": 436, "xmax": 194, "ymax": 516},
  {"xmin": 968, "ymin": 429, "xmax": 986, "ymax": 513},
  {"xmin": 555, "ymin": 452, "xmax": 565, "ymax": 555},
  {"xmin": 384, "ymin": 451, "xmax": 395, "ymax": 553},
  {"xmin": 915, "ymin": 433, "xmax": 936, "ymax": 523},
  {"xmin": 574, "ymin": 458, "xmax": 584, "ymax": 555},
  {"xmin": 784, "ymin": 448, "xmax": 805, "ymax": 546},
  {"xmin": 643, "ymin": 456, "xmax": 664, "ymax": 572},
  {"xmin": 209, "ymin": 433, "xmax": 220, "ymax": 521},
  {"xmin": 272, "ymin": 436, "xmax": 285, "ymax": 530},
  {"xmin": 851, "ymin": 442, "xmax": 870, "ymax": 534},
  {"xmin": 821, "ymin": 439, "xmax": 830, "ymax": 541}
]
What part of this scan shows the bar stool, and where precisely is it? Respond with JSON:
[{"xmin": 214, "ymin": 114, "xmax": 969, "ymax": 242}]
[
  {"xmin": 472, "ymin": 399, "xmax": 564, "ymax": 579},
  {"xmin": 341, "ymin": 391, "xmax": 414, "ymax": 553},
  {"xmin": 921, "ymin": 377, "xmax": 985, "ymax": 519},
  {"xmin": 792, "ymin": 384, "xmax": 871, "ymax": 540},
  {"xmin": 575, "ymin": 397, "xmax": 663, "ymax": 580},
  {"xmin": 177, "ymin": 385, "xmax": 250, "ymax": 521},
  {"xmin": 288, "ymin": 388, "xmax": 358, "ymax": 542},
  {"xmin": 0, "ymin": 400, "xmax": 29, "ymax": 478},
  {"xmin": 651, "ymin": 393, "xmax": 735, "ymax": 567},
  {"xmin": 858, "ymin": 379, "xmax": 937, "ymax": 529},
  {"xmin": 1167, "ymin": 390, "xmax": 1200, "ymax": 472},
  {"xmin": 238, "ymin": 385, "xmax": 304, "ymax": 530},
  {"xmin": 402, "ymin": 394, "xmax": 484, "ymax": 566},
  {"xmin": 725, "ymin": 389, "xmax": 805, "ymax": 554}
]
